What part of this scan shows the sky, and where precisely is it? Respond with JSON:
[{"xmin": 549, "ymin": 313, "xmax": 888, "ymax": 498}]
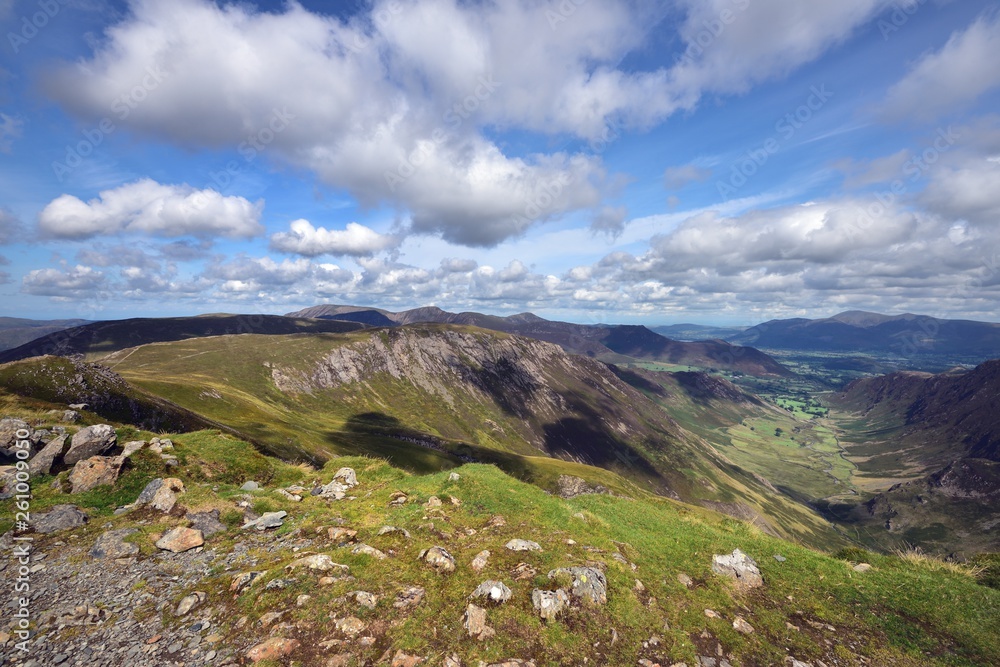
[{"xmin": 1, "ymin": 0, "xmax": 999, "ymax": 326}]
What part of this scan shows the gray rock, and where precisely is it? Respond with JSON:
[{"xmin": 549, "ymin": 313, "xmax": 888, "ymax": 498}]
[
  {"xmin": 377, "ymin": 525, "xmax": 411, "ymax": 538},
  {"xmin": 556, "ymin": 474, "xmax": 610, "ymax": 498},
  {"xmin": 64, "ymin": 425, "xmax": 117, "ymax": 466},
  {"xmin": 505, "ymin": 539, "xmax": 542, "ymax": 552},
  {"xmin": 62, "ymin": 410, "xmax": 81, "ymax": 423},
  {"xmin": 548, "ymin": 566, "xmax": 607, "ymax": 605},
  {"xmin": 187, "ymin": 509, "xmax": 227, "ymax": 537},
  {"xmin": 531, "ymin": 588, "xmax": 569, "ymax": 621},
  {"xmin": 243, "ymin": 510, "xmax": 287, "ymax": 531},
  {"xmin": 333, "ymin": 467, "xmax": 358, "ymax": 487},
  {"xmin": 89, "ymin": 528, "xmax": 139, "ymax": 559},
  {"xmin": 471, "ymin": 580, "xmax": 512, "ymax": 604},
  {"xmin": 774, "ymin": 554, "xmax": 787, "ymax": 562},
  {"xmin": 28, "ymin": 435, "xmax": 69, "ymax": 476},
  {"xmin": 463, "ymin": 603, "xmax": 494, "ymax": 639},
  {"xmin": 134, "ymin": 477, "xmax": 185, "ymax": 512},
  {"xmin": 711, "ymin": 548, "xmax": 763, "ymax": 589},
  {"xmin": 240, "ymin": 481, "xmax": 259, "ymax": 491},
  {"xmin": 0, "ymin": 418, "xmax": 37, "ymax": 458},
  {"xmin": 471, "ymin": 550, "xmax": 491, "ymax": 572},
  {"xmin": 135, "ymin": 478, "xmax": 164, "ymax": 504},
  {"xmin": 419, "ymin": 546, "xmax": 456, "ymax": 573},
  {"xmin": 319, "ymin": 479, "xmax": 349, "ymax": 500},
  {"xmin": 34, "ymin": 505, "xmax": 88, "ymax": 533},
  {"xmin": 352, "ymin": 543, "xmax": 388, "ymax": 560},
  {"xmin": 121, "ymin": 440, "xmax": 146, "ymax": 458},
  {"xmin": 175, "ymin": 591, "xmax": 207, "ymax": 616}
]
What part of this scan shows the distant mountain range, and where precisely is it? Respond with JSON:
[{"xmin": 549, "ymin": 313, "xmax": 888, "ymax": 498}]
[
  {"xmin": 287, "ymin": 304, "xmax": 790, "ymax": 376},
  {"xmin": 651, "ymin": 323, "xmax": 747, "ymax": 341},
  {"xmin": 0, "ymin": 317, "xmax": 92, "ymax": 352},
  {"xmin": 729, "ymin": 310, "xmax": 1000, "ymax": 359}
]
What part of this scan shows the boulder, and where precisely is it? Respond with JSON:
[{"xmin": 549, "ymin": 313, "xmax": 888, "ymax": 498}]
[
  {"xmin": 28, "ymin": 435, "xmax": 69, "ymax": 476},
  {"xmin": 419, "ymin": 546, "xmax": 456, "ymax": 573},
  {"xmin": 68, "ymin": 456, "xmax": 124, "ymax": 494},
  {"xmin": 89, "ymin": 528, "xmax": 139, "ymax": 559},
  {"xmin": 187, "ymin": 509, "xmax": 227, "ymax": 537},
  {"xmin": 64, "ymin": 425, "xmax": 117, "ymax": 466},
  {"xmin": 243, "ymin": 510, "xmax": 287, "ymax": 530},
  {"xmin": 711, "ymin": 548, "xmax": 763, "ymax": 589},
  {"xmin": 246, "ymin": 638, "xmax": 299, "ymax": 663},
  {"xmin": 464, "ymin": 603, "xmax": 494, "ymax": 640},
  {"xmin": 333, "ymin": 467, "xmax": 357, "ymax": 487},
  {"xmin": 531, "ymin": 588, "xmax": 569, "ymax": 621},
  {"xmin": 318, "ymin": 479, "xmax": 349, "ymax": 500},
  {"xmin": 135, "ymin": 478, "xmax": 185, "ymax": 512},
  {"xmin": 393, "ymin": 586, "xmax": 425, "ymax": 609},
  {"xmin": 471, "ymin": 550, "xmax": 491, "ymax": 572},
  {"xmin": 0, "ymin": 418, "xmax": 37, "ymax": 458},
  {"xmin": 351, "ymin": 543, "xmax": 388, "ymax": 560},
  {"xmin": 548, "ymin": 566, "xmax": 607, "ymax": 605},
  {"xmin": 155, "ymin": 527, "xmax": 204, "ymax": 553},
  {"xmin": 240, "ymin": 481, "xmax": 260, "ymax": 491},
  {"xmin": 34, "ymin": 505, "xmax": 88, "ymax": 533},
  {"xmin": 121, "ymin": 440, "xmax": 146, "ymax": 458},
  {"xmin": 328, "ymin": 527, "xmax": 358, "ymax": 544}
]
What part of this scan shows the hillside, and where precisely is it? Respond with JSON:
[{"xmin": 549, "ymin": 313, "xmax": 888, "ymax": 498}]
[
  {"xmin": 287, "ymin": 305, "xmax": 790, "ymax": 377},
  {"xmin": 819, "ymin": 361, "xmax": 1000, "ymax": 553},
  {"xmin": 730, "ymin": 311, "xmax": 1000, "ymax": 361},
  {"xmin": 1, "ymin": 398, "xmax": 998, "ymax": 666},
  {"xmin": 0, "ymin": 317, "xmax": 91, "ymax": 352},
  {"xmin": 48, "ymin": 325, "xmax": 837, "ymax": 549},
  {"xmin": 0, "ymin": 314, "xmax": 366, "ymax": 363}
]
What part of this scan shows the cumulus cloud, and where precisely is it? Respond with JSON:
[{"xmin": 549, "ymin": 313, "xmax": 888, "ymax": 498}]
[
  {"xmin": 41, "ymin": 0, "xmax": 895, "ymax": 247},
  {"xmin": 921, "ymin": 158, "xmax": 1000, "ymax": 224},
  {"xmin": 270, "ymin": 219, "xmax": 400, "ymax": 257},
  {"xmin": 37, "ymin": 179, "xmax": 264, "ymax": 240},
  {"xmin": 881, "ymin": 12, "xmax": 1000, "ymax": 122},
  {"xmin": 22, "ymin": 266, "xmax": 108, "ymax": 297},
  {"xmin": 590, "ymin": 205, "xmax": 629, "ymax": 238}
]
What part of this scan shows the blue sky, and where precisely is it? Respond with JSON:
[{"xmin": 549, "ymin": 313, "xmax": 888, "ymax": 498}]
[{"xmin": 1, "ymin": 0, "xmax": 999, "ymax": 326}]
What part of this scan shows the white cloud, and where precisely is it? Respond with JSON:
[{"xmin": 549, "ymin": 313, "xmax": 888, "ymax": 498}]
[
  {"xmin": 881, "ymin": 12, "xmax": 1000, "ymax": 122},
  {"xmin": 270, "ymin": 219, "xmax": 400, "ymax": 257},
  {"xmin": 590, "ymin": 205, "xmax": 629, "ymax": 238},
  {"xmin": 22, "ymin": 265, "xmax": 108, "ymax": 297},
  {"xmin": 921, "ymin": 158, "xmax": 1000, "ymax": 224},
  {"xmin": 37, "ymin": 179, "xmax": 264, "ymax": 240},
  {"xmin": 42, "ymin": 0, "xmax": 896, "ymax": 248}
]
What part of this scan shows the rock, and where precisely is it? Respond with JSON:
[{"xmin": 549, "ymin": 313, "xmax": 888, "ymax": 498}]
[
  {"xmin": 135, "ymin": 478, "xmax": 185, "ymax": 512},
  {"xmin": 448, "ymin": 472, "xmax": 461, "ymax": 482},
  {"xmin": 389, "ymin": 490, "xmax": 408, "ymax": 506},
  {"xmin": 486, "ymin": 662, "xmax": 535, "ymax": 667},
  {"xmin": 68, "ymin": 456, "xmax": 124, "ymax": 493},
  {"xmin": 512, "ymin": 562, "xmax": 537, "ymax": 580},
  {"xmin": 240, "ymin": 481, "xmax": 259, "ymax": 491},
  {"xmin": 471, "ymin": 580, "xmax": 512, "ymax": 604},
  {"xmin": 733, "ymin": 616, "xmax": 755, "ymax": 634},
  {"xmin": 187, "ymin": 509, "xmax": 227, "ymax": 537},
  {"xmin": 424, "ymin": 495, "xmax": 443, "ymax": 508},
  {"xmin": 391, "ymin": 651, "xmax": 425, "ymax": 667},
  {"xmin": 853, "ymin": 563, "xmax": 872, "ymax": 573},
  {"xmin": 334, "ymin": 616, "xmax": 366, "ymax": 636},
  {"xmin": 419, "ymin": 546, "xmax": 456, "ymax": 573},
  {"xmin": 333, "ymin": 467, "xmax": 358, "ymax": 487},
  {"xmin": 393, "ymin": 586, "xmax": 425, "ymax": 609},
  {"xmin": 548, "ymin": 566, "xmax": 606, "ymax": 605},
  {"xmin": 328, "ymin": 526, "xmax": 358, "ymax": 543},
  {"xmin": 319, "ymin": 479, "xmax": 349, "ymax": 500},
  {"xmin": 287, "ymin": 554, "xmax": 349, "ymax": 573},
  {"xmin": 28, "ymin": 435, "xmax": 69, "ymax": 476},
  {"xmin": 464, "ymin": 603, "xmax": 495, "ymax": 640},
  {"xmin": 277, "ymin": 488, "xmax": 302, "ymax": 502},
  {"xmin": 0, "ymin": 418, "xmax": 36, "ymax": 457},
  {"xmin": 678, "ymin": 573, "xmax": 694, "ymax": 588},
  {"xmin": 505, "ymin": 539, "xmax": 542, "ymax": 552},
  {"xmin": 351, "ymin": 591, "xmax": 377, "ymax": 609},
  {"xmin": 297, "ymin": 594, "xmax": 312, "ymax": 607},
  {"xmin": 352, "ymin": 543, "xmax": 388, "ymax": 560},
  {"xmin": 704, "ymin": 608, "xmax": 720, "ymax": 619},
  {"xmin": 531, "ymin": 588, "xmax": 569, "ymax": 621},
  {"xmin": 230, "ymin": 571, "xmax": 264, "ymax": 593},
  {"xmin": 485, "ymin": 515, "xmax": 506, "ymax": 529},
  {"xmin": 89, "ymin": 528, "xmax": 139, "ymax": 559},
  {"xmin": 259, "ymin": 610, "xmax": 286, "ymax": 628},
  {"xmin": 155, "ymin": 527, "xmax": 204, "ymax": 553},
  {"xmin": 62, "ymin": 410, "xmax": 81, "ymax": 423},
  {"xmin": 711, "ymin": 549, "xmax": 763, "ymax": 589},
  {"xmin": 556, "ymin": 474, "xmax": 610, "ymax": 498},
  {"xmin": 121, "ymin": 440, "xmax": 146, "ymax": 458},
  {"xmin": 175, "ymin": 591, "xmax": 207, "ymax": 616},
  {"xmin": 443, "ymin": 654, "xmax": 462, "ymax": 667},
  {"xmin": 34, "ymin": 505, "xmax": 88, "ymax": 533},
  {"xmin": 243, "ymin": 510, "xmax": 287, "ymax": 530},
  {"xmin": 64, "ymin": 425, "xmax": 117, "ymax": 466},
  {"xmin": 774, "ymin": 554, "xmax": 787, "ymax": 562},
  {"xmin": 471, "ymin": 550, "xmax": 491, "ymax": 572},
  {"xmin": 377, "ymin": 525, "xmax": 411, "ymax": 538},
  {"xmin": 246, "ymin": 637, "xmax": 299, "ymax": 662}
]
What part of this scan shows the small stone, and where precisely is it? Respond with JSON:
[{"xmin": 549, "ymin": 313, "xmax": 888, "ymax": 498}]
[
  {"xmin": 352, "ymin": 543, "xmax": 388, "ymax": 559},
  {"xmin": 121, "ymin": 440, "xmax": 146, "ymax": 457},
  {"xmin": 424, "ymin": 495, "xmax": 443, "ymax": 508},
  {"xmin": 334, "ymin": 616, "xmax": 366, "ymax": 636},
  {"xmin": 678, "ymin": 573, "xmax": 694, "ymax": 588},
  {"xmin": 464, "ymin": 603, "xmax": 494, "ymax": 639},
  {"xmin": 230, "ymin": 571, "xmax": 263, "ymax": 593},
  {"xmin": 505, "ymin": 539, "xmax": 542, "ymax": 552},
  {"xmin": 512, "ymin": 562, "xmax": 537, "ymax": 580},
  {"xmin": 532, "ymin": 588, "xmax": 569, "ymax": 621},
  {"xmin": 246, "ymin": 637, "xmax": 299, "ymax": 662},
  {"xmin": 448, "ymin": 472, "xmax": 461, "ymax": 482},
  {"xmin": 852, "ymin": 563, "xmax": 872, "ymax": 573},
  {"xmin": 704, "ymin": 609, "xmax": 720, "ymax": 619},
  {"xmin": 471, "ymin": 580, "xmax": 512, "ymax": 604},
  {"xmin": 394, "ymin": 586, "xmax": 425, "ymax": 609},
  {"xmin": 286, "ymin": 554, "xmax": 349, "ymax": 573},
  {"xmin": 774, "ymin": 554, "xmax": 787, "ymax": 562},
  {"xmin": 485, "ymin": 515, "xmax": 506, "ymax": 528},
  {"xmin": 377, "ymin": 525, "xmax": 411, "ymax": 538},
  {"xmin": 244, "ymin": 510, "xmax": 287, "ymax": 530},
  {"xmin": 297, "ymin": 594, "xmax": 313, "ymax": 607},
  {"xmin": 471, "ymin": 550, "xmax": 491, "ymax": 573},
  {"xmin": 240, "ymin": 481, "xmax": 260, "ymax": 491},
  {"xmin": 328, "ymin": 527, "xmax": 358, "ymax": 543},
  {"xmin": 175, "ymin": 592, "xmax": 207, "ymax": 616},
  {"xmin": 259, "ymin": 611, "xmax": 286, "ymax": 628},
  {"xmin": 419, "ymin": 546, "xmax": 456, "ymax": 573},
  {"xmin": 733, "ymin": 616, "xmax": 755, "ymax": 634},
  {"xmin": 391, "ymin": 650, "xmax": 425, "ymax": 667},
  {"xmin": 351, "ymin": 591, "xmax": 377, "ymax": 609},
  {"xmin": 711, "ymin": 549, "xmax": 763, "ymax": 589}
]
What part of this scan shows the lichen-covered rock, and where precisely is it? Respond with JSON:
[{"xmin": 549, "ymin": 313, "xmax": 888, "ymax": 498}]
[
  {"xmin": 419, "ymin": 546, "xmax": 456, "ymax": 573},
  {"xmin": 68, "ymin": 456, "xmax": 124, "ymax": 494},
  {"xmin": 333, "ymin": 467, "xmax": 358, "ymax": 487},
  {"xmin": 286, "ymin": 554, "xmax": 349, "ymax": 573},
  {"xmin": 352, "ymin": 543, "xmax": 388, "ymax": 560},
  {"xmin": 471, "ymin": 549, "xmax": 491, "ymax": 572},
  {"xmin": 505, "ymin": 539, "xmax": 542, "ymax": 552},
  {"xmin": 711, "ymin": 548, "xmax": 763, "ymax": 589},
  {"xmin": 548, "ymin": 566, "xmax": 607, "ymax": 605},
  {"xmin": 464, "ymin": 603, "xmax": 495, "ymax": 640},
  {"xmin": 471, "ymin": 580, "xmax": 512, "ymax": 604},
  {"xmin": 531, "ymin": 588, "xmax": 569, "ymax": 621}
]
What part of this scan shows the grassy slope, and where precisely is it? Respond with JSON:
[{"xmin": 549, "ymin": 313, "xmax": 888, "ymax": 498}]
[
  {"xmin": 99, "ymin": 328, "xmax": 844, "ymax": 551},
  {"xmin": 4, "ymin": 396, "xmax": 998, "ymax": 666}
]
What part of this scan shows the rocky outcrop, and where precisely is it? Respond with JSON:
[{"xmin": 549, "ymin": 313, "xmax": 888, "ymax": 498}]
[
  {"xmin": 711, "ymin": 549, "xmax": 763, "ymax": 589},
  {"xmin": 34, "ymin": 504, "xmax": 88, "ymax": 533},
  {"xmin": 69, "ymin": 455, "xmax": 125, "ymax": 493},
  {"xmin": 64, "ymin": 424, "xmax": 117, "ymax": 466}
]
